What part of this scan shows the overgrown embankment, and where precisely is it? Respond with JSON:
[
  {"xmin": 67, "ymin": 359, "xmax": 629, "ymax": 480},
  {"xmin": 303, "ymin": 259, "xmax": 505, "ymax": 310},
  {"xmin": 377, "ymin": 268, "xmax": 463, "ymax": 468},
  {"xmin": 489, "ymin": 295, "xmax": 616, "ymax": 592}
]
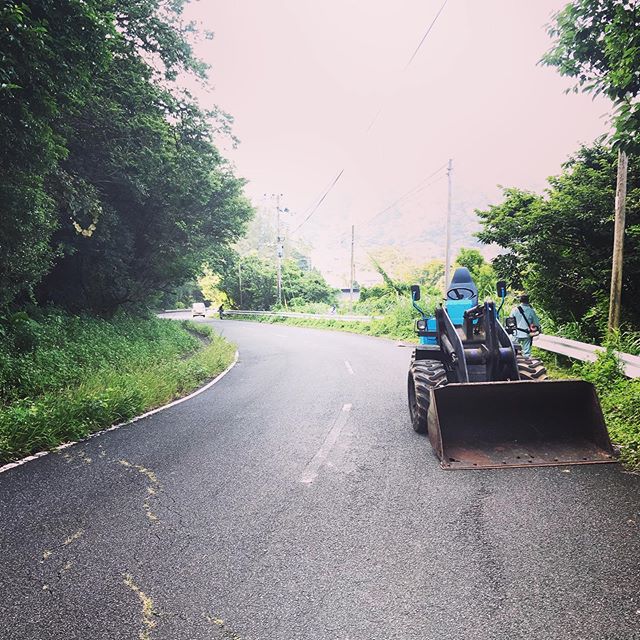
[
  {"xmin": 228, "ymin": 300, "xmax": 419, "ymax": 341},
  {"xmin": 0, "ymin": 312, "xmax": 235, "ymax": 464}
]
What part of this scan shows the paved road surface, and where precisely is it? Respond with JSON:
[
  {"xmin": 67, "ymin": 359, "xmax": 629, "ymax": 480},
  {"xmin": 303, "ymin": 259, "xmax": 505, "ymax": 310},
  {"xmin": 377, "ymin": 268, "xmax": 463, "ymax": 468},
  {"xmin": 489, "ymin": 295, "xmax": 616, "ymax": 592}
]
[{"xmin": 1, "ymin": 317, "xmax": 639, "ymax": 640}]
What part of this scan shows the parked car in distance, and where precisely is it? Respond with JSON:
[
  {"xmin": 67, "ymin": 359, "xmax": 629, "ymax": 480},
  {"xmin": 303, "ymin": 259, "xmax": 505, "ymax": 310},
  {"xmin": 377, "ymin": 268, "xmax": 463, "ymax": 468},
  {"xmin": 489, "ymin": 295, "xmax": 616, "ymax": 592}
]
[{"xmin": 191, "ymin": 302, "xmax": 206, "ymax": 318}]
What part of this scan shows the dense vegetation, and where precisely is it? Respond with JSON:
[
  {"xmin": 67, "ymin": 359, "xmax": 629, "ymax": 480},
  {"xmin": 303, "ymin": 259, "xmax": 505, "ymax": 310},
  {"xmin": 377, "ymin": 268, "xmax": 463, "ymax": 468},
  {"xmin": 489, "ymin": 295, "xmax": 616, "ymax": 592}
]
[
  {"xmin": 0, "ymin": 1, "xmax": 248, "ymax": 459},
  {"xmin": 1, "ymin": 1, "xmax": 252, "ymax": 314},
  {"xmin": 476, "ymin": 144, "xmax": 640, "ymax": 340},
  {"xmin": 0, "ymin": 313, "xmax": 234, "ymax": 463},
  {"xmin": 216, "ymin": 254, "xmax": 337, "ymax": 310}
]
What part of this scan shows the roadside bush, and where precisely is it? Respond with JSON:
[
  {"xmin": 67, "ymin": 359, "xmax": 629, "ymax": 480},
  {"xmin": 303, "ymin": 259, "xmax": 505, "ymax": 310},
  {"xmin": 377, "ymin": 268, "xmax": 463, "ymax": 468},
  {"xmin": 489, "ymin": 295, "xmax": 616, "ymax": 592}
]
[{"xmin": 572, "ymin": 347, "xmax": 640, "ymax": 469}]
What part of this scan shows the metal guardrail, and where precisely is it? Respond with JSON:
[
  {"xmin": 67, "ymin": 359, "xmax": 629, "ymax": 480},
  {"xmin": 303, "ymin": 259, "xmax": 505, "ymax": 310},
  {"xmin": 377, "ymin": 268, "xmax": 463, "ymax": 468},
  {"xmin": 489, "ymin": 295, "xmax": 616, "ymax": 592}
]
[
  {"xmin": 221, "ymin": 309, "xmax": 383, "ymax": 322},
  {"xmin": 535, "ymin": 334, "xmax": 640, "ymax": 379},
  {"xmin": 161, "ymin": 309, "xmax": 381, "ymax": 322}
]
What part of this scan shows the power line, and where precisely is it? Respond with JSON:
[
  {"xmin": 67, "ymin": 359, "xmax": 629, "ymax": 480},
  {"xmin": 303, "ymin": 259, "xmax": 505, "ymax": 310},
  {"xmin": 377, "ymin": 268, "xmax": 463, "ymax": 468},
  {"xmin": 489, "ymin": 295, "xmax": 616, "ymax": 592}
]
[
  {"xmin": 404, "ymin": 0, "xmax": 449, "ymax": 70},
  {"xmin": 366, "ymin": 174, "xmax": 446, "ymax": 227},
  {"xmin": 291, "ymin": 169, "xmax": 344, "ymax": 233},
  {"xmin": 366, "ymin": 0, "xmax": 450, "ymax": 132},
  {"xmin": 290, "ymin": 2, "xmax": 450, "ymax": 237},
  {"xmin": 357, "ymin": 163, "xmax": 448, "ymax": 230}
]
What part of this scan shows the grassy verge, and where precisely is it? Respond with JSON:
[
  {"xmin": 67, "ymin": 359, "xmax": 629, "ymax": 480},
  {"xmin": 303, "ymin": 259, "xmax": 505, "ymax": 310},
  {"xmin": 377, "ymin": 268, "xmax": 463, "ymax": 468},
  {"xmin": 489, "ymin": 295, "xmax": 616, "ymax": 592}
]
[
  {"xmin": 228, "ymin": 300, "xmax": 419, "ymax": 341},
  {"xmin": 0, "ymin": 312, "xmax": 235, "ymax": 464},
  {"xmin": 535, "ymin": 347, "xmax": 640, "ymax": 471}
]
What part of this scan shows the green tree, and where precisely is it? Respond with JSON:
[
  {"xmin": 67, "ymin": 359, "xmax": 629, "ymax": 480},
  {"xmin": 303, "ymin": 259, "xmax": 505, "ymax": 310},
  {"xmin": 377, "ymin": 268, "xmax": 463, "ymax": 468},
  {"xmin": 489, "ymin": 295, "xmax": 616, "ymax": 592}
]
[
  {"xmin": 476, "ymin": 144, "xmax": 640, "ymax": 337},
  {"xmin": 542, "ymin": 0, "xmax": 640, "ymax": 150},
  {"xmin": 219, "ymin": 254, "xmax": 277, "ymax": 310},
  {"xmin": 455, "ymin": 248, "xmax": 484, "ymax": 274},
  {"xmin": 0, "ymin": 1, "xmax": 110, "ymax": 307},
  {"xmin": 281, "ymin": 260, "xmax": 336, "ymax": 306},
  {"xmin": 1, "ymin": 0, "xmax": 252, "ymax": 314}
]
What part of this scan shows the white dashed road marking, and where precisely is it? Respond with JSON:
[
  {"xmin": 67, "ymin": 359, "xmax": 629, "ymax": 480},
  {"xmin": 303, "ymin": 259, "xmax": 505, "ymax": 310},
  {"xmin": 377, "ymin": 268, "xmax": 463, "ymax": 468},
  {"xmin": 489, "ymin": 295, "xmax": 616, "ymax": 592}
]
[
  {"xmin": 300, "ymin": 404, "xmax": 352, "ymax": 484},
  {"xmin": 344, "ymin": 360, "xmax": 354, "ymax": 375}
]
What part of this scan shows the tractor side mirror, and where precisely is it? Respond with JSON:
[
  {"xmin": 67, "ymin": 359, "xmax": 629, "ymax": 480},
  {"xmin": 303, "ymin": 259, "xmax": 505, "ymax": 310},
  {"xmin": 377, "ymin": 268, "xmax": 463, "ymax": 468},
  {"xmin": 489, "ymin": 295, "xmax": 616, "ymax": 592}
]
[
  {"xmin": 496, "ymin": 280, "xmax": 507, "ymax": 298},
  {"xmin": 410, "ymin": 285, "xmax": 421, "ymax": 301}
]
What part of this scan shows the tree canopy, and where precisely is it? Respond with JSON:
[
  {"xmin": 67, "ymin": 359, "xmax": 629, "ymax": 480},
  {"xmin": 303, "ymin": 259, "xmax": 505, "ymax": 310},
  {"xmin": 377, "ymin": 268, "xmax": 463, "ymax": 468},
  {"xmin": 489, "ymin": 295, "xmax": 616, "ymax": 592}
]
[
  {"xmin": 1, "ymin": 0, "xmax": 252, "ymax": 314},
  {"xmin": 216, "ymin": 254, "xmax": 336, "ymax": 311},
  {"xmin": 542, "ymin": 0, "xmax": 640, "ymax": 150},
  {"xmin": 477, "ymin": 144, "xmax": 640, "ymax": 336}
]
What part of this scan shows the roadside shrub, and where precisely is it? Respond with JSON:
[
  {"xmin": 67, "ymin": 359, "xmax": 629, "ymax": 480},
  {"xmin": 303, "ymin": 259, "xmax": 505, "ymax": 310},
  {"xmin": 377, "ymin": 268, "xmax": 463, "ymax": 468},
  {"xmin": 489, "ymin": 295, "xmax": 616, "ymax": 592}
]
[{"xmin": 572, "ymin": 347, "xmax": 640, "ymax": 469}]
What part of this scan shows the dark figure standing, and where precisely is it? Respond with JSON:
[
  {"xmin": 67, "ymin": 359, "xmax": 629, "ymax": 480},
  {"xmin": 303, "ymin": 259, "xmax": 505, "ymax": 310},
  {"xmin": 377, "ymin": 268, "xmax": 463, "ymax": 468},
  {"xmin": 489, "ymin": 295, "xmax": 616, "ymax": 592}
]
[{"xmin": 509, "ymin": 294, "xmax": 541, "ymax": 357}]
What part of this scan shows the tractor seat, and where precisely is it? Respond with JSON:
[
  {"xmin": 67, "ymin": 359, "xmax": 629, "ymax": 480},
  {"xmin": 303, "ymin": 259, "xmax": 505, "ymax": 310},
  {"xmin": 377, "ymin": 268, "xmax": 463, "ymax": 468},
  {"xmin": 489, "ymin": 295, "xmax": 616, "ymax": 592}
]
[{"xmin": 446, "ymin": 267, "xmax": 478, "ymax": 302}]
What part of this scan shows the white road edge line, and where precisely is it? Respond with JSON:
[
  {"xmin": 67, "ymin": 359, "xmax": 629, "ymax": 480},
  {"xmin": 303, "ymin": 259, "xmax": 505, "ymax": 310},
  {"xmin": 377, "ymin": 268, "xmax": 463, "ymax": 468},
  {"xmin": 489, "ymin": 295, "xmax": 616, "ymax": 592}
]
[
  {"xmin": 344, "ymin": 360, "xmax": 354, "ymax": 375},
  {"xmin": 0, "ymin": 350, "xmax": 240, "ymax": 475},
  {"xmin": 300, "ymin": 403, "xmax": 352, "ymax": 485}
]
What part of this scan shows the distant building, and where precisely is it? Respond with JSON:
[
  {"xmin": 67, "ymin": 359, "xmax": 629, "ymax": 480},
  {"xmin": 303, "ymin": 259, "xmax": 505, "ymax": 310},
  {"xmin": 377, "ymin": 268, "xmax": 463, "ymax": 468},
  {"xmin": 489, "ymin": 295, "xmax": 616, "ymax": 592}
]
[{"xmin": 337, "ymin": 287, "xmax": 360, "ymax": 302}]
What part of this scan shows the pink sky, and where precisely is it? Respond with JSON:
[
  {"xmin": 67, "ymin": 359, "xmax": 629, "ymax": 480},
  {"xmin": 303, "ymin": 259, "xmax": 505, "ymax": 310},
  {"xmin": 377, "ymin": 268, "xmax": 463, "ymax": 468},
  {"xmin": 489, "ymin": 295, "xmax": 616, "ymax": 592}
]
[{"xmin": 186, "ymin": 1, "xmax": 611, "ymax": 284}]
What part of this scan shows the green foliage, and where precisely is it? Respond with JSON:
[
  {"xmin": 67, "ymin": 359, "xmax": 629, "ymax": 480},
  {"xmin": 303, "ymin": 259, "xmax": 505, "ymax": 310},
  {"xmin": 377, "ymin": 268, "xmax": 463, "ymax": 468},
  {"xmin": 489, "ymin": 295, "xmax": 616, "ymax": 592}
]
[
  {"xmin": 0, "ymin": 312, "xmax": 235, "ymax": 462},
  {"xmin": 569, "ymin": 346, "xmax": 640, "ymax": 469},
  {"xmin": 1, "ymin": 0, "xmax": 252, "ymax": 313},
  {"xmin": 542, "ymin": 0, "xmax": 640, "ymax": 150},
  {"xmin": 477, "ymin": 144, "xmax": 640, "ymax": 339},
  {"xmin": 281, "ymin": 260, "xmax": 336, "ymax": 306},
  {"xmin": 455, "ymin": 248, "xmax": 484, "ymax": 273},
  {"xmin": 217, "ymin": 254, "xmax": 335, "ymax": 310}
]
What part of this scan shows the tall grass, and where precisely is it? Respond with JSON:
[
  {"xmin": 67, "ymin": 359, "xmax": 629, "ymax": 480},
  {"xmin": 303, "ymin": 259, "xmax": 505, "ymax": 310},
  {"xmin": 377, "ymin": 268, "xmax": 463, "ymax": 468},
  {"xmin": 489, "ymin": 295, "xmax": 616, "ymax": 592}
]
[{"xmin": 0, "ymin": 313, "xmax": 235, "ymax": 463}]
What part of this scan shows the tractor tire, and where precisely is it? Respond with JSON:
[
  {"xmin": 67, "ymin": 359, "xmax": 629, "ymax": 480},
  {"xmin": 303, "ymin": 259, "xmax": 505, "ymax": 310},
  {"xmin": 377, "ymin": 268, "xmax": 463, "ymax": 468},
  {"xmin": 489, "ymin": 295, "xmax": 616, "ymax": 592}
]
[
  {"xmin": 516, "ymin": 355, "xmax": 548, "ymax": 381},
  {"xmin": 408, "ymin": 360, "xmax": 448, "ymax": 434}
]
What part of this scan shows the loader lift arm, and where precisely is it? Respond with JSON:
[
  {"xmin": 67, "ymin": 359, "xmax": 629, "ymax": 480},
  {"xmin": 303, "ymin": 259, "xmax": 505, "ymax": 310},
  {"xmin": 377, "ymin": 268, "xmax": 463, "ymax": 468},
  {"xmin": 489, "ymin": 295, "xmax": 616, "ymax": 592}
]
[{"xmin": 407, "ymin": 269, "xmax": 616, "ymax": 470}]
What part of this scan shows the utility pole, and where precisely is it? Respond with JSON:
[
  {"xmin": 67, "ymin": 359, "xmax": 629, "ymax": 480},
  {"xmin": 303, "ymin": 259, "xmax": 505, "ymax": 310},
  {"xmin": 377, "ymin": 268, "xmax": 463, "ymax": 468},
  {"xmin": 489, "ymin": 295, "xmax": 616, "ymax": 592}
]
[
  {"xmin": 608, "ymin": 149, "xmax": 628, "ymax": 333},
  {"xmin": 276, "ymin": 193, "xmax": 282, "ymax": 306},
  {"xmin": 444, "ymin": 158, "xmax": 453, "ymax": 293},
  {"xmin": 238, "ymin": 261, "xmax": 243, "ymax": 309},
  {"xmin": 349, "ymin": 224, "xmax": 355, "ymax": 307}
]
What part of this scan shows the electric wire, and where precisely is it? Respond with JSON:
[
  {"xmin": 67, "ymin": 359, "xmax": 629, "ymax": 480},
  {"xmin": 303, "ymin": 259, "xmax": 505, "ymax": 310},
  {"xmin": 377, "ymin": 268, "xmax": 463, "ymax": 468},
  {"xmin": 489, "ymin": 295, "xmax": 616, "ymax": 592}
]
[
  {"xmin": 367, "ymin": 0, "xmax": 450, "ymax": 132},
  {"xmin": 366, "ymin": 165, "xmax": 447, "ymax": 224},
  {"xmin": 404, "ymin": 0, "xmax": 449, "ymax": 70},
  {"xmin": 288, "ymin": 2, "xmax": 450, "ymax": 236},
  {"xmin": 291, "ymin": 169, "xmax": 344, "ymax": 233}
]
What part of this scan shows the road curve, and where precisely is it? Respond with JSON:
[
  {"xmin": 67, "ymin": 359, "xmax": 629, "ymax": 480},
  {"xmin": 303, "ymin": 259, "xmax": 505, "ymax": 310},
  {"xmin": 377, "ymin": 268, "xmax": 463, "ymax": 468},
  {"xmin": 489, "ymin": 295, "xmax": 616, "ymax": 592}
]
[{"xmin": 1, "ymin": 317, "xmax": 639, "ymax": 640}]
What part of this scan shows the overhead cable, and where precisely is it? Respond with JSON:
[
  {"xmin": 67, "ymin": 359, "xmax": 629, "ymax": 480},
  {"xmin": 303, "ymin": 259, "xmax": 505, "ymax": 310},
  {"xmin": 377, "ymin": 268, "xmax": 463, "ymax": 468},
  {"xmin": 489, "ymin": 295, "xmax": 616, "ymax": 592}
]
[
  {"xmin": 291, "ymin": 169, "xmax": 344, "ymax": 233},
  {"xmin": 404, "ymin": 0, "xmax": 449, "ymax": 70}
]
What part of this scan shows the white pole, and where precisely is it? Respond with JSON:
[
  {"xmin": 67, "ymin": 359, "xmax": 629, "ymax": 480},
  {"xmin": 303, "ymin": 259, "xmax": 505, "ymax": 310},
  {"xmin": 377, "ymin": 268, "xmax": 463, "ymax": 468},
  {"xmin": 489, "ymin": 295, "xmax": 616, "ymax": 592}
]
[
  {"xmin": 444, "ymin": 158, "xmax": 453, "ymax": 294},
  {"xmin": 349, "ymin": 224, "xmax": 355, "ymax": 308},
  {"xmin": 276, "ymin": 193, "xmax": 282, "ymax": 306}
]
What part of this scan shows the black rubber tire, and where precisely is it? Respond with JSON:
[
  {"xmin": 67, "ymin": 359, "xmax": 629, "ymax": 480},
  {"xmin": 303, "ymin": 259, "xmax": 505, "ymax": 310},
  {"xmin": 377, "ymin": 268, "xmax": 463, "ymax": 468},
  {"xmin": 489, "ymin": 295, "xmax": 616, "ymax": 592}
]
[
  {"xmin": 408, "ymin": 360, "xmax": 448, "ymax": 434},
  {"xmin": 516, "ymin": 355, "xmax": 548, "ymax": 381}
]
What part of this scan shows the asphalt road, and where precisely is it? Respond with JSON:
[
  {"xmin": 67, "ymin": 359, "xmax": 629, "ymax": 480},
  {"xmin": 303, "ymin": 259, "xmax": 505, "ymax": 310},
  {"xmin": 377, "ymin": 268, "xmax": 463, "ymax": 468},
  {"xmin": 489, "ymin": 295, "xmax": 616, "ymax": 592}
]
[{"xmin": 1, "ymin": 317, "xmax": 639, "ymax": 640}]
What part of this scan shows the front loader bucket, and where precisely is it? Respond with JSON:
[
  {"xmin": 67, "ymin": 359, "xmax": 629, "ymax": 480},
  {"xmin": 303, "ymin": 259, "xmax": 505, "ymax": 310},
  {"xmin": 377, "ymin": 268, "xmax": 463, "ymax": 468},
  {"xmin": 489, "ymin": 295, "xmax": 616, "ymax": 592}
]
[{"xmin": 428, "ymin": 380, "xmax": 615, "ymax": 470}]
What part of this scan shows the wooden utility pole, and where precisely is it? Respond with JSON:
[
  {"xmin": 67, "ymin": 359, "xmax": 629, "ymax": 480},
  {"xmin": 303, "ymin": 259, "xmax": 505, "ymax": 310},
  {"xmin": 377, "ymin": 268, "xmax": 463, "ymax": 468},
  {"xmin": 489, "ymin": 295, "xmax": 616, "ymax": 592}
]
[
  {"xmin": 608, "ymin": 149, "xmax": 628, "ymax": 333},
  {"xmin": 349, "ymin": 224, "xmax": 355, "ymax": 307},
  {"xmin": 444, "ymin": 158, "xmax": 453, "ymax": 293},
  {"xmin": 275, "ymin": 193, "xmax": 283, "ymax": 306}
]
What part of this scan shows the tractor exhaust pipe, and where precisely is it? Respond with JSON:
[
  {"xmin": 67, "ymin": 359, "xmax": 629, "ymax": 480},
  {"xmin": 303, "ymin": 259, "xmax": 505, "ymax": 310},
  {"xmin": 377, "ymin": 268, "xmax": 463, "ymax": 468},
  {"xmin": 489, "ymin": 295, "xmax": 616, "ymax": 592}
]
[{"xmin": 427, "ymin": 380, "xmax": 615, "ymax": 469}]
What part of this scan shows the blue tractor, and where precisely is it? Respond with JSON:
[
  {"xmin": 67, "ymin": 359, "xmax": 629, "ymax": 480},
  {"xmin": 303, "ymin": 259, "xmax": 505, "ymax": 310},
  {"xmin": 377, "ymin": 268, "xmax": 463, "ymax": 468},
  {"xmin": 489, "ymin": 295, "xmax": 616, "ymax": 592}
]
[{"xmin": 407, "ymin": 268, "xmax": 615, "ymax": 470}]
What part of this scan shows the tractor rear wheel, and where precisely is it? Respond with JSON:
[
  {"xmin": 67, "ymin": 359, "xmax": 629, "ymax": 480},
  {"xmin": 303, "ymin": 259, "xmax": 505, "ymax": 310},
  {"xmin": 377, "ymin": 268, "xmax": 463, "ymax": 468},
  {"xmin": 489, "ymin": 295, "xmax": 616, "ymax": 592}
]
[
  {"xmin": 516, "ymin": 355, "xmax": 548, "ymax": 381},
  {"xmin": 408, "ymin": 360, "xmax": 448, "ymax": 434}
]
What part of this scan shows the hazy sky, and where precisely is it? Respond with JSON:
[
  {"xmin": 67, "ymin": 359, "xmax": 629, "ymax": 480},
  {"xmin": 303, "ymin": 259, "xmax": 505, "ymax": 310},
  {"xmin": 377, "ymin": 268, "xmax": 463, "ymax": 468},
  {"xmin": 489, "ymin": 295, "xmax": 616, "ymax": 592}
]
[{"xmin": 186, "ymin": 0, "xmax": 611, "ymax": 283}]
